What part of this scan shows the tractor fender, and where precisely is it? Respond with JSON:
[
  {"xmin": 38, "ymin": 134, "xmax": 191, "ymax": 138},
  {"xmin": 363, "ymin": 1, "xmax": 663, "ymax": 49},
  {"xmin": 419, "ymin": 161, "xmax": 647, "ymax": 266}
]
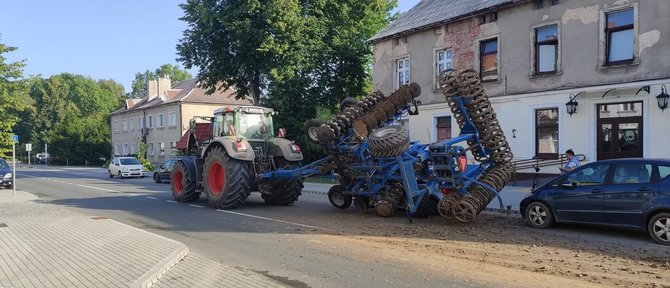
[
  {"xmin": 177, "ymin": 156, "xmax": 200, "ymax": 183},
  {"xmin": 204, "ymin": 137, "xmax": 255, "ymax": 161},
  {"xmin": 267, "ymin": 138, "xmax": 304, "ymax": 162}
]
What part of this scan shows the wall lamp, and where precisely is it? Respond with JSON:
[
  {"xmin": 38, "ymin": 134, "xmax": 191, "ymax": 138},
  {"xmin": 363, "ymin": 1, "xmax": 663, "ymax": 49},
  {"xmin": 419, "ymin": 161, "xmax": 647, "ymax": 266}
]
[
  {"xmin": 657, "ymin": 85, "xmax": 669, "ymax": 111},
  {"xmin": 565, "ymin": 92, "xmax": 583, "ymax": 116}
]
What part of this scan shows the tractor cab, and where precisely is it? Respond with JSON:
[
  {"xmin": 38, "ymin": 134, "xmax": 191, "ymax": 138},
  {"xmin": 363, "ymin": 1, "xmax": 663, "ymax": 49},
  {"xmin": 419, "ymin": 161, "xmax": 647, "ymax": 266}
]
[{"xmin": 213, "ymin": 106, "xmax": 275, "ymax": 142}]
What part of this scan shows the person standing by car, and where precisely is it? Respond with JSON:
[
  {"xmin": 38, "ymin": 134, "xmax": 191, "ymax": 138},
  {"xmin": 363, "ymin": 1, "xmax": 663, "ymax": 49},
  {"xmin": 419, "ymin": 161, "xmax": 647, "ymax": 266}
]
[{"xmin": 559, "ymin": 149, "xmax": 579, "ymax": 174}]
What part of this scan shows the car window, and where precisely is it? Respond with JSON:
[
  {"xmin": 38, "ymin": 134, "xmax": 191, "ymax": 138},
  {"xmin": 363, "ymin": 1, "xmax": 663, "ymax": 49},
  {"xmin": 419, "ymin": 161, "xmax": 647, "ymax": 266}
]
[
  {"xmin": 566, "ymin": 164, "xmax": 609, "ymax": 186},
  {"xmin": 613, "ymin": 163, "xmax": 652, "ymax": 184},
  {"xmin": 120, "ymin": 158, "xmax": 141, "ymax": 165},
  {"xmin": 659, "ymin": 165, "xmax": 670, "ymax": 181},
  {"xmin": 0, "ymin": 160, "xmax": 9, "ymax": 169}
]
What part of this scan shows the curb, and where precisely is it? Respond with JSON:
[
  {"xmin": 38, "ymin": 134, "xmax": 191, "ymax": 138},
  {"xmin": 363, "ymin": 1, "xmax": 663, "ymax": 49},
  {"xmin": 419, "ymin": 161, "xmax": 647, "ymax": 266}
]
[{"xmin": 106, "ymin": 219, "xmax": 190, "ymax": 288}]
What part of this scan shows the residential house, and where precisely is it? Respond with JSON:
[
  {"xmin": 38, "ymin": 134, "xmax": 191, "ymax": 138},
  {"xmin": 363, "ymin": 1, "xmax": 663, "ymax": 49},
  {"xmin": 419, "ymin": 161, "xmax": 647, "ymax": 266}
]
[
  {"xmin": 110, "ymin": 77, "xmax": 252, "ymax": 163},
  {"xmin": 369, "ymin": 0, "xmax": 670, "ymax": 165}
]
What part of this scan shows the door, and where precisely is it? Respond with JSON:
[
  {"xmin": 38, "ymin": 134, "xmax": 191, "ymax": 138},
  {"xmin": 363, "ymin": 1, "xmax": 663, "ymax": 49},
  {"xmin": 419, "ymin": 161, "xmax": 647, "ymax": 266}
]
[
  {"xmin": 551, "ymin": 163, "xmax": 610, "ymax": 223},
  {"xmin": 160, "ymin": 160, "xmax": 174, "ymax": 180},
  {"xmin": 603, "ymin": 163, "xmax": 659, "ymax": 228},
  {"xmin": 597, "ymin": 101, "xmax": 643, "ymax": 160}
]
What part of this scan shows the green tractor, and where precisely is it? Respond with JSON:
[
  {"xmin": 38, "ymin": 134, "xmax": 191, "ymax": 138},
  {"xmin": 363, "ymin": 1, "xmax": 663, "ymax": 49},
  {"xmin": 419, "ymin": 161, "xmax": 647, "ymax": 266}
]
[{"xmin": 171, "ymin": 106, "xmax": 304, "ymax": 208}]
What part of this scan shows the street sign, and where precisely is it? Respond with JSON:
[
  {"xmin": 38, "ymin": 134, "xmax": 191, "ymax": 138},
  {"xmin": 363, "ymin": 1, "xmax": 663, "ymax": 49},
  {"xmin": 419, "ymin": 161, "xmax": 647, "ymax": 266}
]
[
  {"xmin": 12, "ymin": 134, "xmax": 18, "ymax": 143},
  {"xmin": 26, "ymin": 143, "xmax": 32, "ymax": 152}
]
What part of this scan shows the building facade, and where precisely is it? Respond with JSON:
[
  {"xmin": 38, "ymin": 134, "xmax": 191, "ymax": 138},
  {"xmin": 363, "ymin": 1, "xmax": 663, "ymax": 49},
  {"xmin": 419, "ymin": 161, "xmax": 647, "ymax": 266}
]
[
  {"xmin": 110, "ymin": 78, "xmax": 252, "ymax": 163},
  {"xmin": 370, "ymin": 0, "xmax": 670, "ymax": 165}
]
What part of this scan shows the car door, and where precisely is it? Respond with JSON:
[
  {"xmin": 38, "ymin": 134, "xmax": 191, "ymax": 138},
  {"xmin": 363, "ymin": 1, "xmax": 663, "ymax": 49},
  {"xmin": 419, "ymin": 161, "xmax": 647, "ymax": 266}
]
[
  {"xmin": 603, "ymin": 163, "xmax": 659, "ymax": 228},
  {"xmin": 160, "ymin": 161, "xmax": 173, "ymax": 180},
  {"xmin": 109, "ymin": 158, "xmax": 117, "ymax": 174},
  {"xmin": 551, "ymin": 163, "xmax": 610, "ymax": 223}
]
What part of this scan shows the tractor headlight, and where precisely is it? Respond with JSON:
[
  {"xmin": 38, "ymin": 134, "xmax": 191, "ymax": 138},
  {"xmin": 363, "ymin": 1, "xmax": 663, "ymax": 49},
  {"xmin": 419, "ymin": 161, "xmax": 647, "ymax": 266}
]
[
  {"xmin": 290, "ymin": 144, "xmax": 301, "ymax": 153},
  {"xmin": 3, "ymin": 173, "xmax": 11, "ymax": 179},
  {"xmin": 233, "ymin": 142, "xmax": 247, "ymax": 152}
]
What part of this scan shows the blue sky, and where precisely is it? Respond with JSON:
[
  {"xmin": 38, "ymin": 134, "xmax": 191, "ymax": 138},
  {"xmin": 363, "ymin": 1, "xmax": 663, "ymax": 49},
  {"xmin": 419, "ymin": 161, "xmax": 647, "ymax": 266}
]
[{"xmin": 1, "ymin": 0, "xmax": 420, "ymax": 94}]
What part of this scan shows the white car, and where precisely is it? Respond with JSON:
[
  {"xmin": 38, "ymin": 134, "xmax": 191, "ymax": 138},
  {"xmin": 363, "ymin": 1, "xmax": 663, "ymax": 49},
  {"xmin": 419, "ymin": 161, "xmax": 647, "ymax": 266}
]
[{"xmin": 108, "ymin": 157, "xmax": 146, "ymax": 178}]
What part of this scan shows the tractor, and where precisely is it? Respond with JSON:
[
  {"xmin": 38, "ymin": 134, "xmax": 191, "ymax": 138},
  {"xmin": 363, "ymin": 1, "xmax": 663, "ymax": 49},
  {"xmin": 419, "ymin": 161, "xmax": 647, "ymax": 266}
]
[{"xmin": 170, "ymin": 106, "xmax": 304, "ymax": 208}]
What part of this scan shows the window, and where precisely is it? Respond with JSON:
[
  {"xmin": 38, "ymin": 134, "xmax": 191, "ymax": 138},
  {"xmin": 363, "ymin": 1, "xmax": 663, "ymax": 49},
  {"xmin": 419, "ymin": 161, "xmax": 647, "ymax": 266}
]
[
  {"xmin": 659, "ymin": 166, "xmax": 670, "ymax": 180},
  {"xmin": 551, "ymin": 0, "xmax": 559, "ymax": 5},
  {"xmin": 157, "ymin": 114, "xmax": 164, "ymax": 128},
  {"xmin": 436, "ymin": 116, "xmax": 452, "ymax": 141},
  {"xmin": 535, "ymin": 0, "xmax": 544, "ymax": 9},
  {"xmin": 114, "ymin": 144, "xmax": 120, "ymax": 156},
  {"xmin": 131, "ymin": 143, "xmax": 135, "ymax": 155},
  {"xmin": 168, "ymin": 112, "xmax": 177, "ymax": 128},
  {"xmin": 122, "ymin": 120, "xmax": 127, "ymax": 132},
  {"xmin": 147, "ymin": 115, "xmax": 153, "ymax": 128},
  {"xmin": 113, "ymin": 121, "xmax": 119, "ymax": 133},
  {"xmin": 436, "ymin": 49, "xmax": 453, "ymax": 85},
  {"xmin": 566, "ymin": 164, "xmax": 609, "ymax": 186},
  {"xmin": 613, "ymin": 164, "xmax": 652, "ymax": 184},
  {"xmin": 396, "ymin": 57, "xmax": 410, "ymax": 88},
  {"xmin": 478, "ymin": 12, "xmax": 497, "ymax": 25},
  {"xmin": 139, "ymin": 117, "xmax": 144, "ymax": 129},
  {"xmin": 535, "ymin": 108, "xmax": 559, "ymax": 157},
  {"xmin": 123, "ymin": 144, "xmax": 128, "ymax": 155},
  {"xmin": 479, "ymin": 38, "xmax": 498, "ymax": 81},
  {"xmin": 149, "ymin": 143, "xmax": 154, "ymax": 155},
  {"xmin": 129, "ymin": 118, "xmax": 134, "ymax": 131},
  {"xmin": 159, "ymin": 142, "xmax": 165, "ymax": 155},
  {"xmin": 606, "ymin": 9, "xmax": 634, "ymax": 64},
  {"xmin": 535, "ymin": 25, "xmax": 558, "ymax": 74},
  {"xmin": 620, "ymin": 102, "xmax": 635, "ymax": 112}
]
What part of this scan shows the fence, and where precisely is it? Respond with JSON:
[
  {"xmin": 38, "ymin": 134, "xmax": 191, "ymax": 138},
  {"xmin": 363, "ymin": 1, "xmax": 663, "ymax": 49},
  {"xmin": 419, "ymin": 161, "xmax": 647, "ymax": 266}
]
[{"xmin": 512, "ymin": 153, "xmax": 586, "ymax": 183}]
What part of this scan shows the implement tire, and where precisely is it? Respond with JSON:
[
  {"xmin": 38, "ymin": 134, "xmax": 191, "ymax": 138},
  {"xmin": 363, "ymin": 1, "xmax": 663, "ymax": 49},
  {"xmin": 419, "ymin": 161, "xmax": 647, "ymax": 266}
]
[
  {"xmin": 263, "ymin": 159, "xmax": 303, "ymax": 206},
  {"xmin": 203, "ymin": 146, "xmax": 252, "ymax": 209},
  {"xmin": 328, "ymin": 185, "xmax": 352, "ymax": 209},
  {"xmin": 304, "ymin": 119, "xmax": 325, "ymax": 144},
  {"xmin": 171, "ymin": 161, "xmax": 199, "ymax": 202},
  {"xmin": 368, "ymin": 125, "xmax": 410, "ymax": 157},
  {"xmin": 412, "ymin": 193, "xmax": 432, "ymax": 218}
]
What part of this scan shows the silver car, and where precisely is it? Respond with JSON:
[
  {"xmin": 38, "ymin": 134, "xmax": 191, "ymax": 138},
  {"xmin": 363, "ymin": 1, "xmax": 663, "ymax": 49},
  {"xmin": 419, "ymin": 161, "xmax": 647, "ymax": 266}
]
[{"xmin": 108, "ymin": 157, "xmax": 146, "ymax": 178}]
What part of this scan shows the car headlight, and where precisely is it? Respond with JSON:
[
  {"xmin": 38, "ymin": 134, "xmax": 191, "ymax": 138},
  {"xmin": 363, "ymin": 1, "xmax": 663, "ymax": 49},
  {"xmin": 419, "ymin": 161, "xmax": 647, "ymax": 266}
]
[
  {"xmin": 140, "ymin": 168, "xmax": 145, "ymax": 172},
  {"xmin": 122, "ymin": 168, "xmax": 129, "ymax": 172},
  {"xmin": 3, "ymin": 173, "xmax": 11, "ymax": 179}
]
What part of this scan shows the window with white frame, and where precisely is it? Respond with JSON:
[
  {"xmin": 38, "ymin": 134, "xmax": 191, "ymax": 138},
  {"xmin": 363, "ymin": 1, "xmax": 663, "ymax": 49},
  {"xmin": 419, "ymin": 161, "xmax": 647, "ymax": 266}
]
[
  {"xmin": 122, "ymin": 120, "xmax": 127, "ymax": 132},
  {"xmin": 123, "ymin": 143, "xmax": 128, "ymax": 155},
  {"xmin": 113, "ymin": 121, "xmax": 119, "ymax": 133},
  {"xmin": 129, "ymin": 118, "xmax": 134, "ymax": 130},
  {"xmin": 147, "ymin": 115, "xmax": 153, "ymax": 128},
  {"xmin": 157, "ymin": 114, "xmax": 164, "ymax": 128},
  {"xmin": 114, "ymin": 144, "xmax": 120, "ymax": 155},
  {"xmin": 159, "ymin": 142, "xmax": 165, "ymax": 155},
  {"xmin": 396, "ymin": 57, "xmax": 410, "ymax": 88},
  {"xmin": 131, "ymin": 143, "xmax": 135, "ymax": 155},
  {"xmin": 139, "ymin": 117, "xmax": 144, "ymax": 129},
  {"xmin": 534, "ymin": 24, "xmax": 559, "ymax": 74},
  {"xmin": 605, "ymin": 8, "xmax": 634, "ymax": 64},
  {"xmin": 435, "ymin": 49, "xmax": 453, "ymax": 85},
  {"xmin": 535, "ymin": 108, "xmax": 559, "ymax": 157},
  {"xmin": 479, "ymin": 38, "xmax": 498, "ymax": 81},
  {"xmin": 149, "ymin": 143, "xmax": 154, "ymax": 155},
  {"xmin": 168, "ymin": 112, "xmax": 177, "ymax": 128}
]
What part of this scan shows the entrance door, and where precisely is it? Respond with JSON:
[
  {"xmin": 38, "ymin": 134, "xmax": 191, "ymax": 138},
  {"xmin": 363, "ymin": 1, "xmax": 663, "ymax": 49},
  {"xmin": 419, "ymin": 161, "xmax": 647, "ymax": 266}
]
[{"xmin": 597, "ymin": 101, "xmax": 643, "ymax": 160}]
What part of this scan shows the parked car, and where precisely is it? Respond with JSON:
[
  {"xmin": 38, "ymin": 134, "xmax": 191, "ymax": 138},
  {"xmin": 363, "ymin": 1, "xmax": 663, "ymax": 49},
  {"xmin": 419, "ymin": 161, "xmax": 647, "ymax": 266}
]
[
  {"xmin": 153, "ymin": 159, "xmax": 176, "ymax": 183},
  {"xmin": 0, "ymin": 158, "xmax": 13, "ymax": 189},
  {"xmin": 521, "ymin": 158, "xmax": 670, "ymax": 245},
  {"xmin": 108, "ymin": 157, "xmax": 146, "ymax": 178},
  {"xmin": 35, "ymin": 152, "xmax": 51, "ymax": 164}
]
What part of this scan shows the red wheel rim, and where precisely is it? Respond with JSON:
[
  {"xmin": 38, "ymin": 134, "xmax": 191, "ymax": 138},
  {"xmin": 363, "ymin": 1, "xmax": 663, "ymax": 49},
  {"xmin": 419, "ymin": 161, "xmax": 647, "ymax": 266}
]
[
  {"xmin": 208, "ymin": 161, "xmax": 224, "ymax": 196},
  {"xmin": 174, "ymin": 170, "xmax": 184, "ymax": 194}
]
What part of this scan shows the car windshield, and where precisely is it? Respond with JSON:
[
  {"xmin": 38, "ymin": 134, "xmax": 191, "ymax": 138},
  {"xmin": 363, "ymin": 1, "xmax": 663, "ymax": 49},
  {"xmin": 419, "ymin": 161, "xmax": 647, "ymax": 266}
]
[
  {"xmin": 0, "ymin": 160, "xmax": 9, "ymax": 169},
  {"xmin": 120, "ymin": 158, "xmax": 141, "ymax": 165}
]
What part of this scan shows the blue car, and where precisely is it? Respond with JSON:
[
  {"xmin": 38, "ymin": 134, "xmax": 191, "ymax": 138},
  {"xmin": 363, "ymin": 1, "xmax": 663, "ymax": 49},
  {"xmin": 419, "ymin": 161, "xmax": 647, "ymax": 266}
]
[
  {"xmin": 520, "ymin": 158, "xmax": 670, "ymax": 245},
  {"xmin": 0, "ymin": 158, "xmax": 13, "ymax": 189}
]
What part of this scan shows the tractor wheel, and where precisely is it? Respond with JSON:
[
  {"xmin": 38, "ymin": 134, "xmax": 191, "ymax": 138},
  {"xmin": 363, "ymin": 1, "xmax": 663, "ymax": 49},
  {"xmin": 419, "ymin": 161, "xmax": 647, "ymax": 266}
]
[
  {"xmin": 412, "ymin": 193, "xmax": 432, "ymax": 218},
  {"xmin": 263, "ymin": 158, "xmax": 303, "ymax": 206},
  {"xmin": 340, "ymin": 97, "xmax": 361, "ymax": 112},
  {"xmin": 328, "ymin": 185, "xmax": 352, "ymax": 209},
  {"xmin": 203, "ymin": 147, "xmax": 252, "ymax": 209},
  {"xmin": 368, "ymin": 125, "xmax": 410, "ymax": 157},
  {"xmin": 171, "ymin": 161, "xmax": 199, "ymax": 202},
  {"xmin": 304, "ymin": 119, "xmax": 325, "ymax": 144}
]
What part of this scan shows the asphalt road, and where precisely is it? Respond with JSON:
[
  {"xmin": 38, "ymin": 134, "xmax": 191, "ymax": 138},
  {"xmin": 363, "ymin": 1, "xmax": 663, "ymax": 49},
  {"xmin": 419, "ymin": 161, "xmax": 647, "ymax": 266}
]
[{"xmin": 12, "ymin": 165, "xmax": 480, "ymax": 288}]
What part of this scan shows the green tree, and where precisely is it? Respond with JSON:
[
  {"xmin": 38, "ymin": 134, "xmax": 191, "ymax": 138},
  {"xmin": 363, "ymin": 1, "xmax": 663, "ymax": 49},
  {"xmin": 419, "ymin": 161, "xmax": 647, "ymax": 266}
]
[
  {"xmin": 0, "ymin": 38, "xmax": 27, "ymax": 158},
  {"xmin": 130, "ymin": 64, "xmax": 192, "ymax": 98}
]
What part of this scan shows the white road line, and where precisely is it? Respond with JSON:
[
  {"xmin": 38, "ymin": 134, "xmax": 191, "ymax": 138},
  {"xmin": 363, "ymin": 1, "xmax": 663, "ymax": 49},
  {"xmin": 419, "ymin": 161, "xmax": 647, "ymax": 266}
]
[
  {"xmin": 188, "ymin": 204, "xmax": 203, "ymax": 208},
  {"xmin": 75, "ymin": 184, "xmax": 119, "ymax": 193},
  {"xmin": 147, "ymin": 196, "xmax": 158, "ymax": 200},
  {"xmin": 216, "ymin": 209, "xmax": 333, "ymax": 232},
  {"xmin": 129, "ymin": 194, "xmax": 139, "ymax": 197},
  {"xmin": 166, "ymin": 200, "xmax": 178, "ymax": 203},
  {"xmin": 16, "ymin": 173, "xmax": 37, "ymax": 178}
]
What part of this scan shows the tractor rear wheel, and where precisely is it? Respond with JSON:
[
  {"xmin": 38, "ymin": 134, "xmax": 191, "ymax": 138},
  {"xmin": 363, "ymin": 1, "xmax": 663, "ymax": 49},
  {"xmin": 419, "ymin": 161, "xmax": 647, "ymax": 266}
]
[
  {"xmin": 171, "ymin": 161, "xmax": 199, "ymax": 202},
  {"xmin": 368, "ymin": 125, "xmax": 410, "ymax": 157},
  {"xmin": 263, "ymin": 158, "xmax": 303, "ymax": 206},
  {"xmin": 203, "ymin": 147, "xmax": 252, "ymax": 209}
]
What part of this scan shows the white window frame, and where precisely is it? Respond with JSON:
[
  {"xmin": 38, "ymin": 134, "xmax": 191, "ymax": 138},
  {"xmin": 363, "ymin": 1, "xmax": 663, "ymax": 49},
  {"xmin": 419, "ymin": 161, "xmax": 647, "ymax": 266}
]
[
  {"xmin": 159, "ymin": 142, "xmax": 165, "ymax": 155},
  {"xmin": 530, "ymin": 22, "xmax": 561, "ymax": 75},
  {"xmin": 147, "ymin": 115, "xmax": 153, "ymax": 128},
  {"xmin": 114, "ymin": 144, "xmax": 120, "ymax": 156},
  {"xmin": 149, "ymin": 143, "xmax": 154, "ymax": 156},
  {"xmin": 157, "ymin": 114, "xmax": 164, "ymax": 128},
  {"xmin": 395, "ymin": 56, "xmax": 410, "ymax": 88},
  {"xmin": 131, "ymin": 143, "xmax": 135, "ymax": 155},
  {"xmin": 168, "ymin": 112, "xmax": 177, "ymax": 128},
  {"xmin": 113, "ymin": 121, "xmax": 119, "ymax": 133},
  {"xmin": 598, "ymin": 3, "xmax": 639, "ymax": 68},
  {"xmin": 139, "ymin": 117, "xmax": 144, "ymax": 129},
  {"xmin": 129, "ymin": 118, "xmax": 134, "ymax": 131},
  {"xmin": 434, "ymin": 48, "xmax": 453, "ymax": 88},
  {"xmin": 123, "ymin": 143, "xmax": 128, "ymax": 155}
]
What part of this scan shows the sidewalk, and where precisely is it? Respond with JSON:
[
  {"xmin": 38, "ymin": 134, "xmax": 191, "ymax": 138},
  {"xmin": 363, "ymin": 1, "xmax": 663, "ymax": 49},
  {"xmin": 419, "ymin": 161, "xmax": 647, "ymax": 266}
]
[{"xmin": 0, "ymin": 190, "xmax": 288, "ymax": 288}]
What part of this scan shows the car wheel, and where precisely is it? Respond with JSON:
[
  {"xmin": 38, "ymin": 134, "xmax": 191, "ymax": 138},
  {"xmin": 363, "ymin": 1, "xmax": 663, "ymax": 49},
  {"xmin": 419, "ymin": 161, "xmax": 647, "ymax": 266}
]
[
  {"xmin": 118, "ymin": 171, "xmax": 124, "ymax": 179},
  {"xmin": 524, "ymin": 201, "xmax": 554, "ymax": 229},
  {"xmin": 108, "ymin": 170, "xmax": 113, "ymax": 178},
  {"xmin": 648, "ymin": 212, "xmax": 670, "ymax": 245},
  {"xmin": 154, "ymin": 173, "xmax": 161, "ymax": 183}
]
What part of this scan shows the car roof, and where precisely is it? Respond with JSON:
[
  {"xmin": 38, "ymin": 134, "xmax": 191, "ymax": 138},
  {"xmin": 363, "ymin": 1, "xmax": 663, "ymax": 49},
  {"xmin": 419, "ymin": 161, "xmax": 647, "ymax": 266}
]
[
  {"xmin": 115, "ymin": 157, "xmax": 138, "ymax": 159},
  {"xmin": 591, "ymin": 158, "xmax": 670, "ymax": 165}
]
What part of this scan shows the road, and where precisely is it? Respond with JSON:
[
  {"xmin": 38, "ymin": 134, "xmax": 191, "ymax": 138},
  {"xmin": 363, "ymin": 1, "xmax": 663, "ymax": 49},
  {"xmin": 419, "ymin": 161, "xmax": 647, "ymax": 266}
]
[{"xmin": 13, "ymin": 165, "xmax": 482, "ymax": 288}]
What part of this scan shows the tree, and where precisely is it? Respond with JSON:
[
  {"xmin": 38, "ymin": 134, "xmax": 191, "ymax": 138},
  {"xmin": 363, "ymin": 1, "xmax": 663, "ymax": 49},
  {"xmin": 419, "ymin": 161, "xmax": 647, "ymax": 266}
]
[
  {"xmin": 0, "ymin": 38, "xmax": 27, "ymax": 158},
  {"xmin": 129, "ymin": 64, "xmax": 192, "ymax": 98}
]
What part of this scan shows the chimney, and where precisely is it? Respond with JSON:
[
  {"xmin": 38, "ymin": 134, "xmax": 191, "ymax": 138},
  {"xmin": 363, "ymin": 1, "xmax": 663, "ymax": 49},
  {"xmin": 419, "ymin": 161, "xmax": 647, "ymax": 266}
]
[
  {"xmin": 147, "ymin": 79, "xmax": 158, "ymax": 100},
  {"xmin": 158, "ymin": 76, "xmax": 172, "ymax": 101}
]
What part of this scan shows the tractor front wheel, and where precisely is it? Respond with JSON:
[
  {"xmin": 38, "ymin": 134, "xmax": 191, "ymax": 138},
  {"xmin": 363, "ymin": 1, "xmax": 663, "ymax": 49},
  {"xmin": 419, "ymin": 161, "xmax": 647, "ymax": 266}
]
[{"xmin": 203, "ymin": 147, "xmax": 252, "ymax": 209}]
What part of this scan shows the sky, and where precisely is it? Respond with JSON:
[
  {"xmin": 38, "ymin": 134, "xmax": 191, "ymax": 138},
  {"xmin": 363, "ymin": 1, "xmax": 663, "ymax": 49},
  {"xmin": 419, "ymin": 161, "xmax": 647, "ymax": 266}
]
[{"xmin": 1, "ymin": 0, "xmax": 421, "ymax": 94}]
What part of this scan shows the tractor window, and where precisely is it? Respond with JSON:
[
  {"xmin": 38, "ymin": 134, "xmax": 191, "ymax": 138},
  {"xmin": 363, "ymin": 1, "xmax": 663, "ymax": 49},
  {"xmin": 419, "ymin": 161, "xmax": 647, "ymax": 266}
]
[
  {"xmin": 213, "ymin": 115, "xmax": 224, "ymax": 137},
  {"xmin": 223, "ymin": 114, "xmax": 235, "ymax": 136},
  {"xmin": 238, "ymin": 113, "xmax": 273, "ymax": 140}
]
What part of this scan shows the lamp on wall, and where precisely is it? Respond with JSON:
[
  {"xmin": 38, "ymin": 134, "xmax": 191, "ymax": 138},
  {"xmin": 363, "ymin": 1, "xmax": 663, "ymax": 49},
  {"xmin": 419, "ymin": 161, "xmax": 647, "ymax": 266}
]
[
  {"xmin": 565, "ymin": 93, "xmax": 579, "ymax": 116},
  {"xmin": 657, "ymin": 85, "xmax": 669, "ymax": 111}
]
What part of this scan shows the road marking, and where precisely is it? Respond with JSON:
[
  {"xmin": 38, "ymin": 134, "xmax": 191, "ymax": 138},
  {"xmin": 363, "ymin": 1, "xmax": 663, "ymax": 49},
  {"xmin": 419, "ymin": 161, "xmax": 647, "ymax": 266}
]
[
  {"xmin": 166, "ymin": 200, "xmax": 178, "ymax": 203},
  {"xmin": 216, "ymin": 209, "xmax": 333, "ymax": 232},
  {"xmin": 188, "ymin": 204, "xmax": 203, "ymax": 208},
  {"xmin": 129, "ymin": 194, "xmax": 139, "ymax": 197},
  {"xmin": 76, "ymin": 184, "xmax": 119, "ymax": 193},
  {"xmin": 147, "ymin": 196, "xmax": 158, "ymax": 200},
  {"xmin": 15, "ymin": 173, "xmax": 37, "ymax": 178}
]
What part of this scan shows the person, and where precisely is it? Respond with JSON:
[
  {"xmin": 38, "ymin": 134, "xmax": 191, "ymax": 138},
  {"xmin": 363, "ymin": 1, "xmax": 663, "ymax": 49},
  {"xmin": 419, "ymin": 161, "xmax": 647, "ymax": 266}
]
[{"xmin": 559, "ymin": 149, "xmax": 579, "ymax": 174}]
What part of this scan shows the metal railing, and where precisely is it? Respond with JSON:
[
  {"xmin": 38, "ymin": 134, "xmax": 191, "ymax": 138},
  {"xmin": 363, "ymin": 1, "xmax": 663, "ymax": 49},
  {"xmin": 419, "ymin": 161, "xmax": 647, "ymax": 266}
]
[{"xmin": 512, "ymin": 153, "xmax": 586, "ymax": 183}]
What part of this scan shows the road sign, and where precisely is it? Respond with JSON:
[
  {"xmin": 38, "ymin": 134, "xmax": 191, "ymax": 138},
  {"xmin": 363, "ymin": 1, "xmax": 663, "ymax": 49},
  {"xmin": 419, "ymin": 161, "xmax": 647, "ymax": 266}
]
[
  {"xmin": 12, "ymin": 134, "xmax": 18, "ymax": 143},
  {"xmin": 26, "ymin": 143, "xmax": 32, "ymax": 152}
]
